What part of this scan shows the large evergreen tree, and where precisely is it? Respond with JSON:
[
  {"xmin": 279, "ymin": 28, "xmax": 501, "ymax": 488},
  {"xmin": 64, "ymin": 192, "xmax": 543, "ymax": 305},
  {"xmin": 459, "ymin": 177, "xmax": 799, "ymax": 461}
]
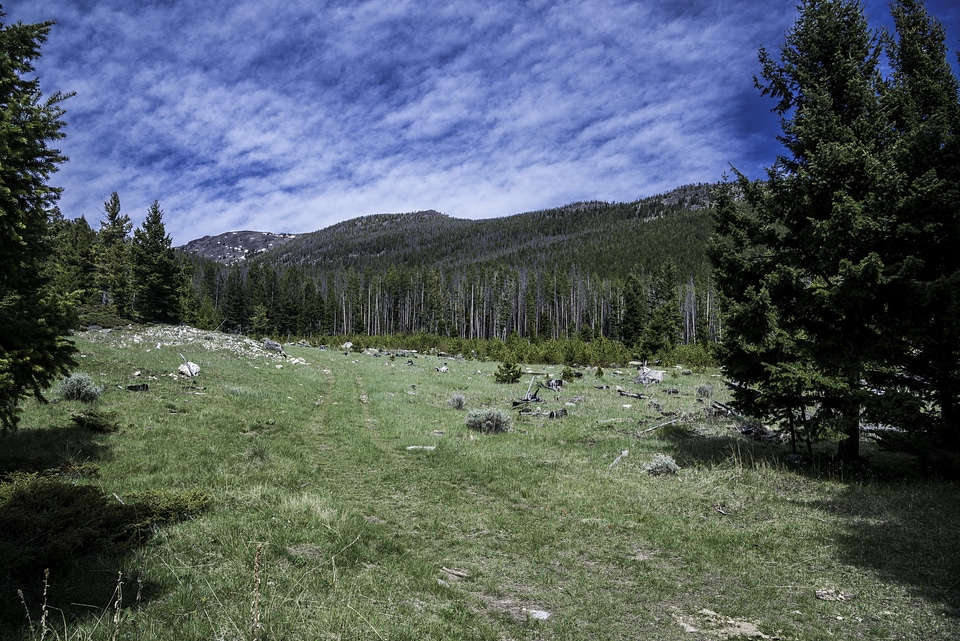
[
  {"xmin": 713, "ymin": 0, "xmax": 890, "ymax": 462},
  {"xmin": 872, "ymin": 0, "xmax": 960, "ymax": 456},
  {"xmin": 0, "ymin": 13, "xmax": 77, "ymax": 430},
  {"xmin": 131, "ymin": 200, "xmax": 184, "ymax": 322},
  {"xmin": 94, "ymin": 191, "xmax": 132, "ymax": 316}
]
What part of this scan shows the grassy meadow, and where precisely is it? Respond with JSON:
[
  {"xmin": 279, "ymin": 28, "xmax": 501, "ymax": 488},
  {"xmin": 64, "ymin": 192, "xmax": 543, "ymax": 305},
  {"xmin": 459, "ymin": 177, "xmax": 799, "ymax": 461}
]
[{"xmin": 1, "ymin": 325, "xmax": 958, "ymax": 640}]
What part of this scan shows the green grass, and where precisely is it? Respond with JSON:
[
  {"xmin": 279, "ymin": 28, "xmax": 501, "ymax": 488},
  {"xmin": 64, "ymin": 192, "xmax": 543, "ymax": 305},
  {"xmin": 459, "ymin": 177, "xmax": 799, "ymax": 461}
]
[{"xmin": 2, "ymin": 327, "xmax": 959, "ymax": 640}]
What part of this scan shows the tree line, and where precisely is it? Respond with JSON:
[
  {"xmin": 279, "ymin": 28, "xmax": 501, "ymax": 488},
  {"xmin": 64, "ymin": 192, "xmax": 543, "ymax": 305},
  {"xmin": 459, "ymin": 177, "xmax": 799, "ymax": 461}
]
[
  {"xmin": 47, "ymin": 192, "xmax": 190, "ymax": 327},
  {"xmin": 187, "ymin": 256, "xmax": 720, "ymax": 358},
  {"xmin": 45, "ymin": 194, "xmax": 722, "ymax": 368}
]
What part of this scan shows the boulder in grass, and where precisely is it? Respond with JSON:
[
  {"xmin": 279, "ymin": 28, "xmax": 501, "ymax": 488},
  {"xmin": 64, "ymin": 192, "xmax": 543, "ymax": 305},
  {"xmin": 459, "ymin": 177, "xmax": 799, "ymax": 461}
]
[
  {"xmin": 178, "ymin": 354, "xmax": 200, "ymax": 377},
  {"xmin": 263, "ymin": 338, "xmax": 284, "ymax": 356}
]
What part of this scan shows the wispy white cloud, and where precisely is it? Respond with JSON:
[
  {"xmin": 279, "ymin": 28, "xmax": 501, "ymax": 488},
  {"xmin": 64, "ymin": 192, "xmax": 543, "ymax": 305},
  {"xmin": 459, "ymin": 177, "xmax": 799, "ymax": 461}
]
[{"xmin": 6, "ymin": 0, "xmax": 960, "ymax": 243}]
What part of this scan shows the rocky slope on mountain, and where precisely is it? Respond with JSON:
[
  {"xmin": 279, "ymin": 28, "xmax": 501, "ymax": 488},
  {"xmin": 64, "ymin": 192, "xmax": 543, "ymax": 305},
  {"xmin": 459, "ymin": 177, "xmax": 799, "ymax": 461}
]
[{"xmin": 179, "ymin": 231, "xmax": 298, "ymax": 264}]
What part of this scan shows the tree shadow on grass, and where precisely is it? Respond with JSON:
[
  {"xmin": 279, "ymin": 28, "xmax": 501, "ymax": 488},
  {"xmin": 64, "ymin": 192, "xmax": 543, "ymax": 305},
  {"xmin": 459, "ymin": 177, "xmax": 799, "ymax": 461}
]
[
  {"xmin": 816, "ymin": 481, "xmax": 960, "ymax": 619},
  {"xmin": 0, "ymin": 422, "xmax": 112, "ymax": 478},
  {"xmin": 657, "ymin": 427, "xmax": 793, "ymax": 471},
  {"xmin": 660, "ymin": 429, "xmax": 960, "ymax": 619},
  {"xmin": 0, "ymin": 421, "xmax": 211, "ymax": 635}
]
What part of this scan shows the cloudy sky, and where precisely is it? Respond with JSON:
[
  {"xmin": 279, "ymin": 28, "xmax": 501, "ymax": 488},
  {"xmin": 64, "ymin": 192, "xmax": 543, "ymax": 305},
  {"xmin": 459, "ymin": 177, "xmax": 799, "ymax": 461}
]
[{"xmin": 7, "ymin": 0, "xmax": 960, "ymax": 245}]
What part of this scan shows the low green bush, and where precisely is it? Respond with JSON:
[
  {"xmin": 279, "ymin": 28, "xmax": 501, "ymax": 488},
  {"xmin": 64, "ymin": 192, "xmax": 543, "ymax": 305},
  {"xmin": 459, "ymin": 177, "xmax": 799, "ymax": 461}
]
[
  {"xmin": 70, "ymin": 409, "xmax": 120, "ymax": 433},
  {"xmin": 125, "ymin": 488, "xmax": 214, "ymax": 529},
  {"xmin": 0, "ymin": 474, "xmax": 130, "ymax": 577},
  {"xmin": 0, "ymin": 474, "xmax": 213, "ymax": 579}
]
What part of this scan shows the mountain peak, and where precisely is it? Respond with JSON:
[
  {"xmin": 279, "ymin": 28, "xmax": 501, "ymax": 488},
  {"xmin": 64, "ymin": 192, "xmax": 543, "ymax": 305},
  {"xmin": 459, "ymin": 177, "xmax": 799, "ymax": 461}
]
[{"xmin": 180, "ymin": 230, "xmax": 298, "ymax": 264}]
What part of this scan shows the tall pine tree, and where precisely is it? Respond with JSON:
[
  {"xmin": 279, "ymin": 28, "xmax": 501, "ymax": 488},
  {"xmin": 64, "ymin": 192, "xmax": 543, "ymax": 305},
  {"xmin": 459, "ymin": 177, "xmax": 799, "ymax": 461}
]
[
  {"xmin": 0, "ymin": 13, "xmax": 77, "ymax": 430},
  {"xmin": 131, "ymin": 200, "xmax": 184, "ymax": 322},
  {"xmin": 714, "ymin": 0, "xmax": 890, "ymax": 462},
  {"xmin": 873, "ymin": 0, "xmax": 960, "ymax": 457},
  {"xmin": 94, "ymin": 191, "xmax": 132, "ymax": 316}
]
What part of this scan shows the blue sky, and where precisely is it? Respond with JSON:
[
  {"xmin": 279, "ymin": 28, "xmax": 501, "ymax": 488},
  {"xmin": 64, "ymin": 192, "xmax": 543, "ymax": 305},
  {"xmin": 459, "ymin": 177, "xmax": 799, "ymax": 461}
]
[{"xmin": 7, "ymin": 0, "xmax": 960, "ymax": 245}]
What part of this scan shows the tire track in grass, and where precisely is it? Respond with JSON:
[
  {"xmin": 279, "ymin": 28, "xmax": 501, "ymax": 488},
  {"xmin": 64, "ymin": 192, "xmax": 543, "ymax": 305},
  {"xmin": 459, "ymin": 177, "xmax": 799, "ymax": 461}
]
[{"xmin": 306, "ymin": 359, "xmax": 394, "ymax": 493}]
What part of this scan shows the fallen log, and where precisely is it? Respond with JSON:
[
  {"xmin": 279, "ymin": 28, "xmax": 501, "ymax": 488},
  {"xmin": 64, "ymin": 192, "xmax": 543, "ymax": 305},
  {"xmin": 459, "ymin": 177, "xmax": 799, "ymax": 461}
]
[
  {"xmin": 712, "ymin": 401, "xmax": 737, "ymax": 416},
  {"xmin": 636, "ymin": 418, "xmax": 680, "ymax": 435},
  {"xmin": 512, "ymin": 395, "xmax": 543, "ymax": 407}
]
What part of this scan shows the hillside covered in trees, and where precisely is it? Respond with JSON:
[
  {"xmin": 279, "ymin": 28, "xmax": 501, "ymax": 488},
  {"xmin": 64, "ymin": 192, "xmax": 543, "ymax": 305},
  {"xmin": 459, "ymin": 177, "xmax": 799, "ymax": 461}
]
[
  {"xmin": 257, "ymin": 182, "xmax": 713, "ymax": 279},
  {"xmin": 46, "ymin": 183, "xmax": 719, "ymax": 365},
  {"xmin": 178, "ymin": 183, "xmax": 720, "ymax": 359}
]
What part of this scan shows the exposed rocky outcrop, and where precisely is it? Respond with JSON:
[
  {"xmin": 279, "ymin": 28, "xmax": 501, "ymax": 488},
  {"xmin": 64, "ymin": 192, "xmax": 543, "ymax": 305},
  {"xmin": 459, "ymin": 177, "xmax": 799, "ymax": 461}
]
[{"xmin": 179, "ymin": 230, "xmax": 298, "ymax": 264}]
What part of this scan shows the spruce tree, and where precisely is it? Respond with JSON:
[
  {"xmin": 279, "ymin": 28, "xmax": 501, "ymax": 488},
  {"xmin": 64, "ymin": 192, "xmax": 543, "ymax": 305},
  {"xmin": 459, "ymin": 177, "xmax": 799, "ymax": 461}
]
[
  {"xmin": 221, "ymin": 264, "xmax": 249, "ymax": 333},
  {"xmin": 47, "ymin": 215, "xmax": 98, "ymax": 309},
  {"xmin": 639, "ymin": 260, "xmax": 683, "ymax": 361},
  {"xmin": 874, "ymin": 0, "xmax": 960, "ymax": 456},
  {"xmin": 714, "ymin": 0, "xmax": 889, "ymax": 462},
  {"xmin": 0, "ymin": 13, "xmax": 77, "ymax": 430},
  {"xmin": 620, "ymin": 274, "xmax": 646, "ymax": 348},
  {"xmin": 94, "ymin": 191, "xmax": 132, "ymax": 316},
  {"xmin": 131, "ymin": 200, "xmax": 184, "ymax": 322}
]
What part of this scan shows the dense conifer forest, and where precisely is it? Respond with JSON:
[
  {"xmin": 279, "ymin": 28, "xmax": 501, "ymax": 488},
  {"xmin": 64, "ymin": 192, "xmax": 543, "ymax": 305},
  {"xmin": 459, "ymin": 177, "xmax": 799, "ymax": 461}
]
[
  {"xmin": 47, "ymin": 184, "xmax": 720, "ymax": 365},
  {"xmin": 185, "ymin": 184, "xmax": 719, "ymax": 358}
]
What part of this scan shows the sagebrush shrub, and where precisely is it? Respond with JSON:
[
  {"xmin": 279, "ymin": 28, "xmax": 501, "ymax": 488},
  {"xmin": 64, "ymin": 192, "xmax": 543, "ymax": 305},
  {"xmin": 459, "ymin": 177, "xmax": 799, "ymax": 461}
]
[
  {"xmin": 465, "ymin": 408, "xmax": 512, "ymax": 433},
  {"xmin": 644, "ymin": 453, "xmax": 681, "ymax": 476},
  {"xmin": 57, "ymin": 373, "xmax": 103, "ymax": 403},
  {"xmin": 448, "ymin": 393, "xmax": 466, "ymax": 410}
]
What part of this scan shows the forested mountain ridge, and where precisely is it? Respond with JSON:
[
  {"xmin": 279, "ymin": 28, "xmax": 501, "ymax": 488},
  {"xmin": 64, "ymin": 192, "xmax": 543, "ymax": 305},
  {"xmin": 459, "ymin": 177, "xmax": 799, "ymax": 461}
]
[
  {"xmin": 185, "ymin": 183, "xmax": 715, "ymax": 281},
  {"xmin": 137, "ymin": 182, "xmax": 721, "ymax": 350}
]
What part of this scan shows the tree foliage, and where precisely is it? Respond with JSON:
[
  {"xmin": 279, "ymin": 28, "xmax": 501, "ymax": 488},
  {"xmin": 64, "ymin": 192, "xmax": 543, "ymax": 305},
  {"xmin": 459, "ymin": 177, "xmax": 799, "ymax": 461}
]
[
  {"xmin": 0, "ymin": 13, "xmax": 77, "ymax": 430},
  {"xmin": 712, "ymin": 0, "xmax": 960, "ymax": 465},
  {"xmin": 131, "ymin": 200, "xmax": 186, "ymax": 323},
  {"xmin": 94, "ymin": 191, "xmax": 132, "ymax": 316}
]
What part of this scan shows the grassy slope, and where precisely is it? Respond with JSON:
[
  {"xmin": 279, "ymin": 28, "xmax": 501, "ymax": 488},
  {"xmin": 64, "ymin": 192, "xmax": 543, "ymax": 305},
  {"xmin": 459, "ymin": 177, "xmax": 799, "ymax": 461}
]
[{"xmin": 3, "ymin": 327, "xmax": 959, "ymax": 640}]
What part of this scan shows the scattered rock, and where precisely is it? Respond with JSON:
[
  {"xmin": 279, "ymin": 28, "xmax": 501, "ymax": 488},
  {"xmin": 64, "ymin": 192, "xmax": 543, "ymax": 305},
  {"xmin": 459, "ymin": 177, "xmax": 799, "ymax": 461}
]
[
  {"xmin": 263, "ymin": 338, "xmax": 284, "ymax": 355},
  {"xmin": 816, "ymin": 589, "xmax": 853, "ymax": 602},
  {"xmin": 178, "ymin": 361, "xmax": 200, "ymax": 377}
]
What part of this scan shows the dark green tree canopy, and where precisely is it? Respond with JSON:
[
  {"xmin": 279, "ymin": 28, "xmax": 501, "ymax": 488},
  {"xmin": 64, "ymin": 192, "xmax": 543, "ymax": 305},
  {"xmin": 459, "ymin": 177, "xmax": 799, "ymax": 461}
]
[
  {"xmin": 0, "ymin": 13, "xmax": 77, "ymax": 430},
  {"xmin": 94, "ymin": 191, "xmax": 132, "ymax": 315},
  {"xmin": 131, "ymin": 200, "xmax": 185, "ymax": 323},
  {"xmin": 713, "ymin": 0, "xmax": 960, "ymax": 466}
]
